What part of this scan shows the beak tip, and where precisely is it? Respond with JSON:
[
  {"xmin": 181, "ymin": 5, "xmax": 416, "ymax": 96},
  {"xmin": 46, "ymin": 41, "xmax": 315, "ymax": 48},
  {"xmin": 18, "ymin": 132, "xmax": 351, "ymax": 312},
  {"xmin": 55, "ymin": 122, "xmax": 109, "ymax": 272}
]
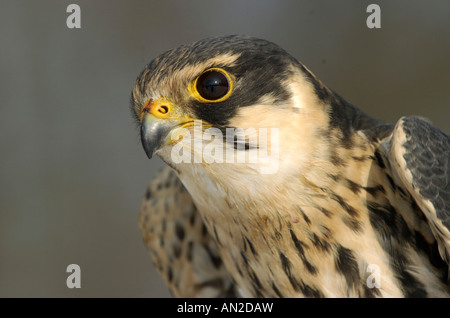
[
  {"xmin": 145, "ymin": 152, "xmax": 154, "ymax": 160},
  {"xmin": 140, "ymin": 113, "xmax": 171, "ymax": 160},
  {"xmin": 140, "ymin": 130, "xmax": 156, "ymax": 160}
]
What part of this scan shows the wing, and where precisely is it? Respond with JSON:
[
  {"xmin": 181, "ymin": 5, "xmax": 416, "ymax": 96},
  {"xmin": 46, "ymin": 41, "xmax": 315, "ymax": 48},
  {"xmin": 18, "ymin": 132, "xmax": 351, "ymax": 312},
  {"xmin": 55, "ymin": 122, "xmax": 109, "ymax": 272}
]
[
  {"xmin": 139, "ymin": 166, "xmax": 238, "ymax": 297},
  {"xmin": 387, "ymin": 116, "xmax": 450, "ymax": 266}
]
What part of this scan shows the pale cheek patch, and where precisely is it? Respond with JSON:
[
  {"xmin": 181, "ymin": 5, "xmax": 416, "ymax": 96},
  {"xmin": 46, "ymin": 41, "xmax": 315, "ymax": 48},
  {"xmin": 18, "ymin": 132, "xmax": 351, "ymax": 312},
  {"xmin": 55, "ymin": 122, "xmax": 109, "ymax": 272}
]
[
  {"xmin": 288, "ymin": 67, "xmax": 322, "ymax": 111},
  {"xmin": 165, "ymin": 120, "xmax": 281, "ymax": 175},
  {"xmin": 227, "ymin": 103, "xmax": 331, "ymax": 176}
]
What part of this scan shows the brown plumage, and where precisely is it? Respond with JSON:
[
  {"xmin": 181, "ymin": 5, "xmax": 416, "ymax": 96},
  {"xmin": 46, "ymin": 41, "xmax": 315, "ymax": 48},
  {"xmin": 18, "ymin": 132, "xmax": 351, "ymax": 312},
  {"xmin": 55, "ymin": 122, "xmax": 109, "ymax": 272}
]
[{"xmin": 132, "ymin": 35, "xmax": 450, "ymax": 297}]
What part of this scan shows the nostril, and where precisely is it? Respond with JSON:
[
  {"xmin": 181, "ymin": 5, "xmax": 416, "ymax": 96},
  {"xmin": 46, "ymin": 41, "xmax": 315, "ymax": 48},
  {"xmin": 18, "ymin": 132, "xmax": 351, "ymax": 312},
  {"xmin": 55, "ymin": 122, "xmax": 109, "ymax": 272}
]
[{"xmin": 158, "ymin": 105, "xmax": 169, "ymax": 114}]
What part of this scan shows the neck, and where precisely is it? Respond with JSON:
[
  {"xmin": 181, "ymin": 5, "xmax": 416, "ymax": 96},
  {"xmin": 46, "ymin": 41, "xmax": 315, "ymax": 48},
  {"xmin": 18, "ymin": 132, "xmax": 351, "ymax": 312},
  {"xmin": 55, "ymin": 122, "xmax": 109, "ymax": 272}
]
[
  {"xmin": 168, "ymin": 116, "xmax": 448, "ymax": 297},
  {"xmin": 172, "ymin": 128, "xmax": 384, "ymax": 296}
]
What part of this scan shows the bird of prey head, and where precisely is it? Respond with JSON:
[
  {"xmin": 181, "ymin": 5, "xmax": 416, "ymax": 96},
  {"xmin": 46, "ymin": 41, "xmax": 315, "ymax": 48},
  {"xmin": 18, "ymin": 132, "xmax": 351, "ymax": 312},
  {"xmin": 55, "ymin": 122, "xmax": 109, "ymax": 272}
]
[
  {"xmin": 132, "ymin": 35, "xmax": 384, "ymax": 186},
  {"xmin": 131, "ymin": 35, "xmax": 450, "ymax": 298}
]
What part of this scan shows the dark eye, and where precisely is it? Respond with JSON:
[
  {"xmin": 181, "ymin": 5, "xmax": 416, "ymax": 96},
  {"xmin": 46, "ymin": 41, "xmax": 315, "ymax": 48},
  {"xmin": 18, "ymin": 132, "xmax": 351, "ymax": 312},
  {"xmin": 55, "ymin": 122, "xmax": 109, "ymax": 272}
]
[{"xmin": 195, "ymin": 69, "xmax": 231, "ymax": 102}]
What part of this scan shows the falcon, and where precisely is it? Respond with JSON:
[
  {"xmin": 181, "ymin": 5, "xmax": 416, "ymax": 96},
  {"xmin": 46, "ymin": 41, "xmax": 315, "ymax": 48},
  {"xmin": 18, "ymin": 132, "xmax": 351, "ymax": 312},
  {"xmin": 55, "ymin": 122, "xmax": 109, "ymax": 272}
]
[{"xmin": 130, "ymin": 35, "xmax": 450, "ymax": 297}]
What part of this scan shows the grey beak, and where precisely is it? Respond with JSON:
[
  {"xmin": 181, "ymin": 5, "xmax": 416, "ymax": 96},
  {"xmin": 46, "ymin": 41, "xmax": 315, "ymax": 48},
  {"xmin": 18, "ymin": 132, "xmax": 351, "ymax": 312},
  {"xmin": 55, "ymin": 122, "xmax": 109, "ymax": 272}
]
[{"xmin": 140, "ymin": 113, "xmax": 176, "ymax": 159}]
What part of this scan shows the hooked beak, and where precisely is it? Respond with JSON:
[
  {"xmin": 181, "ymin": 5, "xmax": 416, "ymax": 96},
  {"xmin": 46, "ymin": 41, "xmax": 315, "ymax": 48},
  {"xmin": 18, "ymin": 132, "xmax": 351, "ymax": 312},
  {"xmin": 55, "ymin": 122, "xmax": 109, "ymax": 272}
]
[
  {"xmin": 140, "ymin": 113, "xmax": 176, "ymax": 159},
  {"xmin": 139, "ymin": 98, "xmax": 191, "ymax": 159}
]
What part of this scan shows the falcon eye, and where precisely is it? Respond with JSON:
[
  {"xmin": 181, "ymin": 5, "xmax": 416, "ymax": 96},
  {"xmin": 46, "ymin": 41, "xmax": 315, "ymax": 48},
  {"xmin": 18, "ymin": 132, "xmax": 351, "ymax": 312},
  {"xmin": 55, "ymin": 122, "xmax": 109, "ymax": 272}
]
[{"xmin": 192, "ymin": 68, "xmax": 233, "ymax": 103}]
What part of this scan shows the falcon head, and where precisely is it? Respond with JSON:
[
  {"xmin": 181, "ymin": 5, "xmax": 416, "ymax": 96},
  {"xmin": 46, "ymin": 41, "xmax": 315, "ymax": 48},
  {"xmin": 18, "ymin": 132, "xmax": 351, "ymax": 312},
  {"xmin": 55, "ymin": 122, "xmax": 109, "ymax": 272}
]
[{"xmin": 130, "ymin": 35, "xmax": 373, "ymax": 185}]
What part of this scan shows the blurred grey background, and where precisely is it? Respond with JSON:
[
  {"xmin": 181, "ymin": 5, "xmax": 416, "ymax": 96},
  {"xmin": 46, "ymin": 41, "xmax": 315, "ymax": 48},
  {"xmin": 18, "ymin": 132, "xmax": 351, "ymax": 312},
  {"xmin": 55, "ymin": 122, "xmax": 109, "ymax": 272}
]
[{"xmin": 0, "ymin": 0, "xmax": 449, "ymax": 297}]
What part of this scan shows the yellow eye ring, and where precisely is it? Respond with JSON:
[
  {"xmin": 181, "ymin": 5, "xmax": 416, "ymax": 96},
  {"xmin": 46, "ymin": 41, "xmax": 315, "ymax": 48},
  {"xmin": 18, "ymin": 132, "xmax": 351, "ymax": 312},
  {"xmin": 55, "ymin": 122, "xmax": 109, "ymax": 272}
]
[{"xmin": 189, "ymin": 68, "xmax": 234, "ymax": 103}]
